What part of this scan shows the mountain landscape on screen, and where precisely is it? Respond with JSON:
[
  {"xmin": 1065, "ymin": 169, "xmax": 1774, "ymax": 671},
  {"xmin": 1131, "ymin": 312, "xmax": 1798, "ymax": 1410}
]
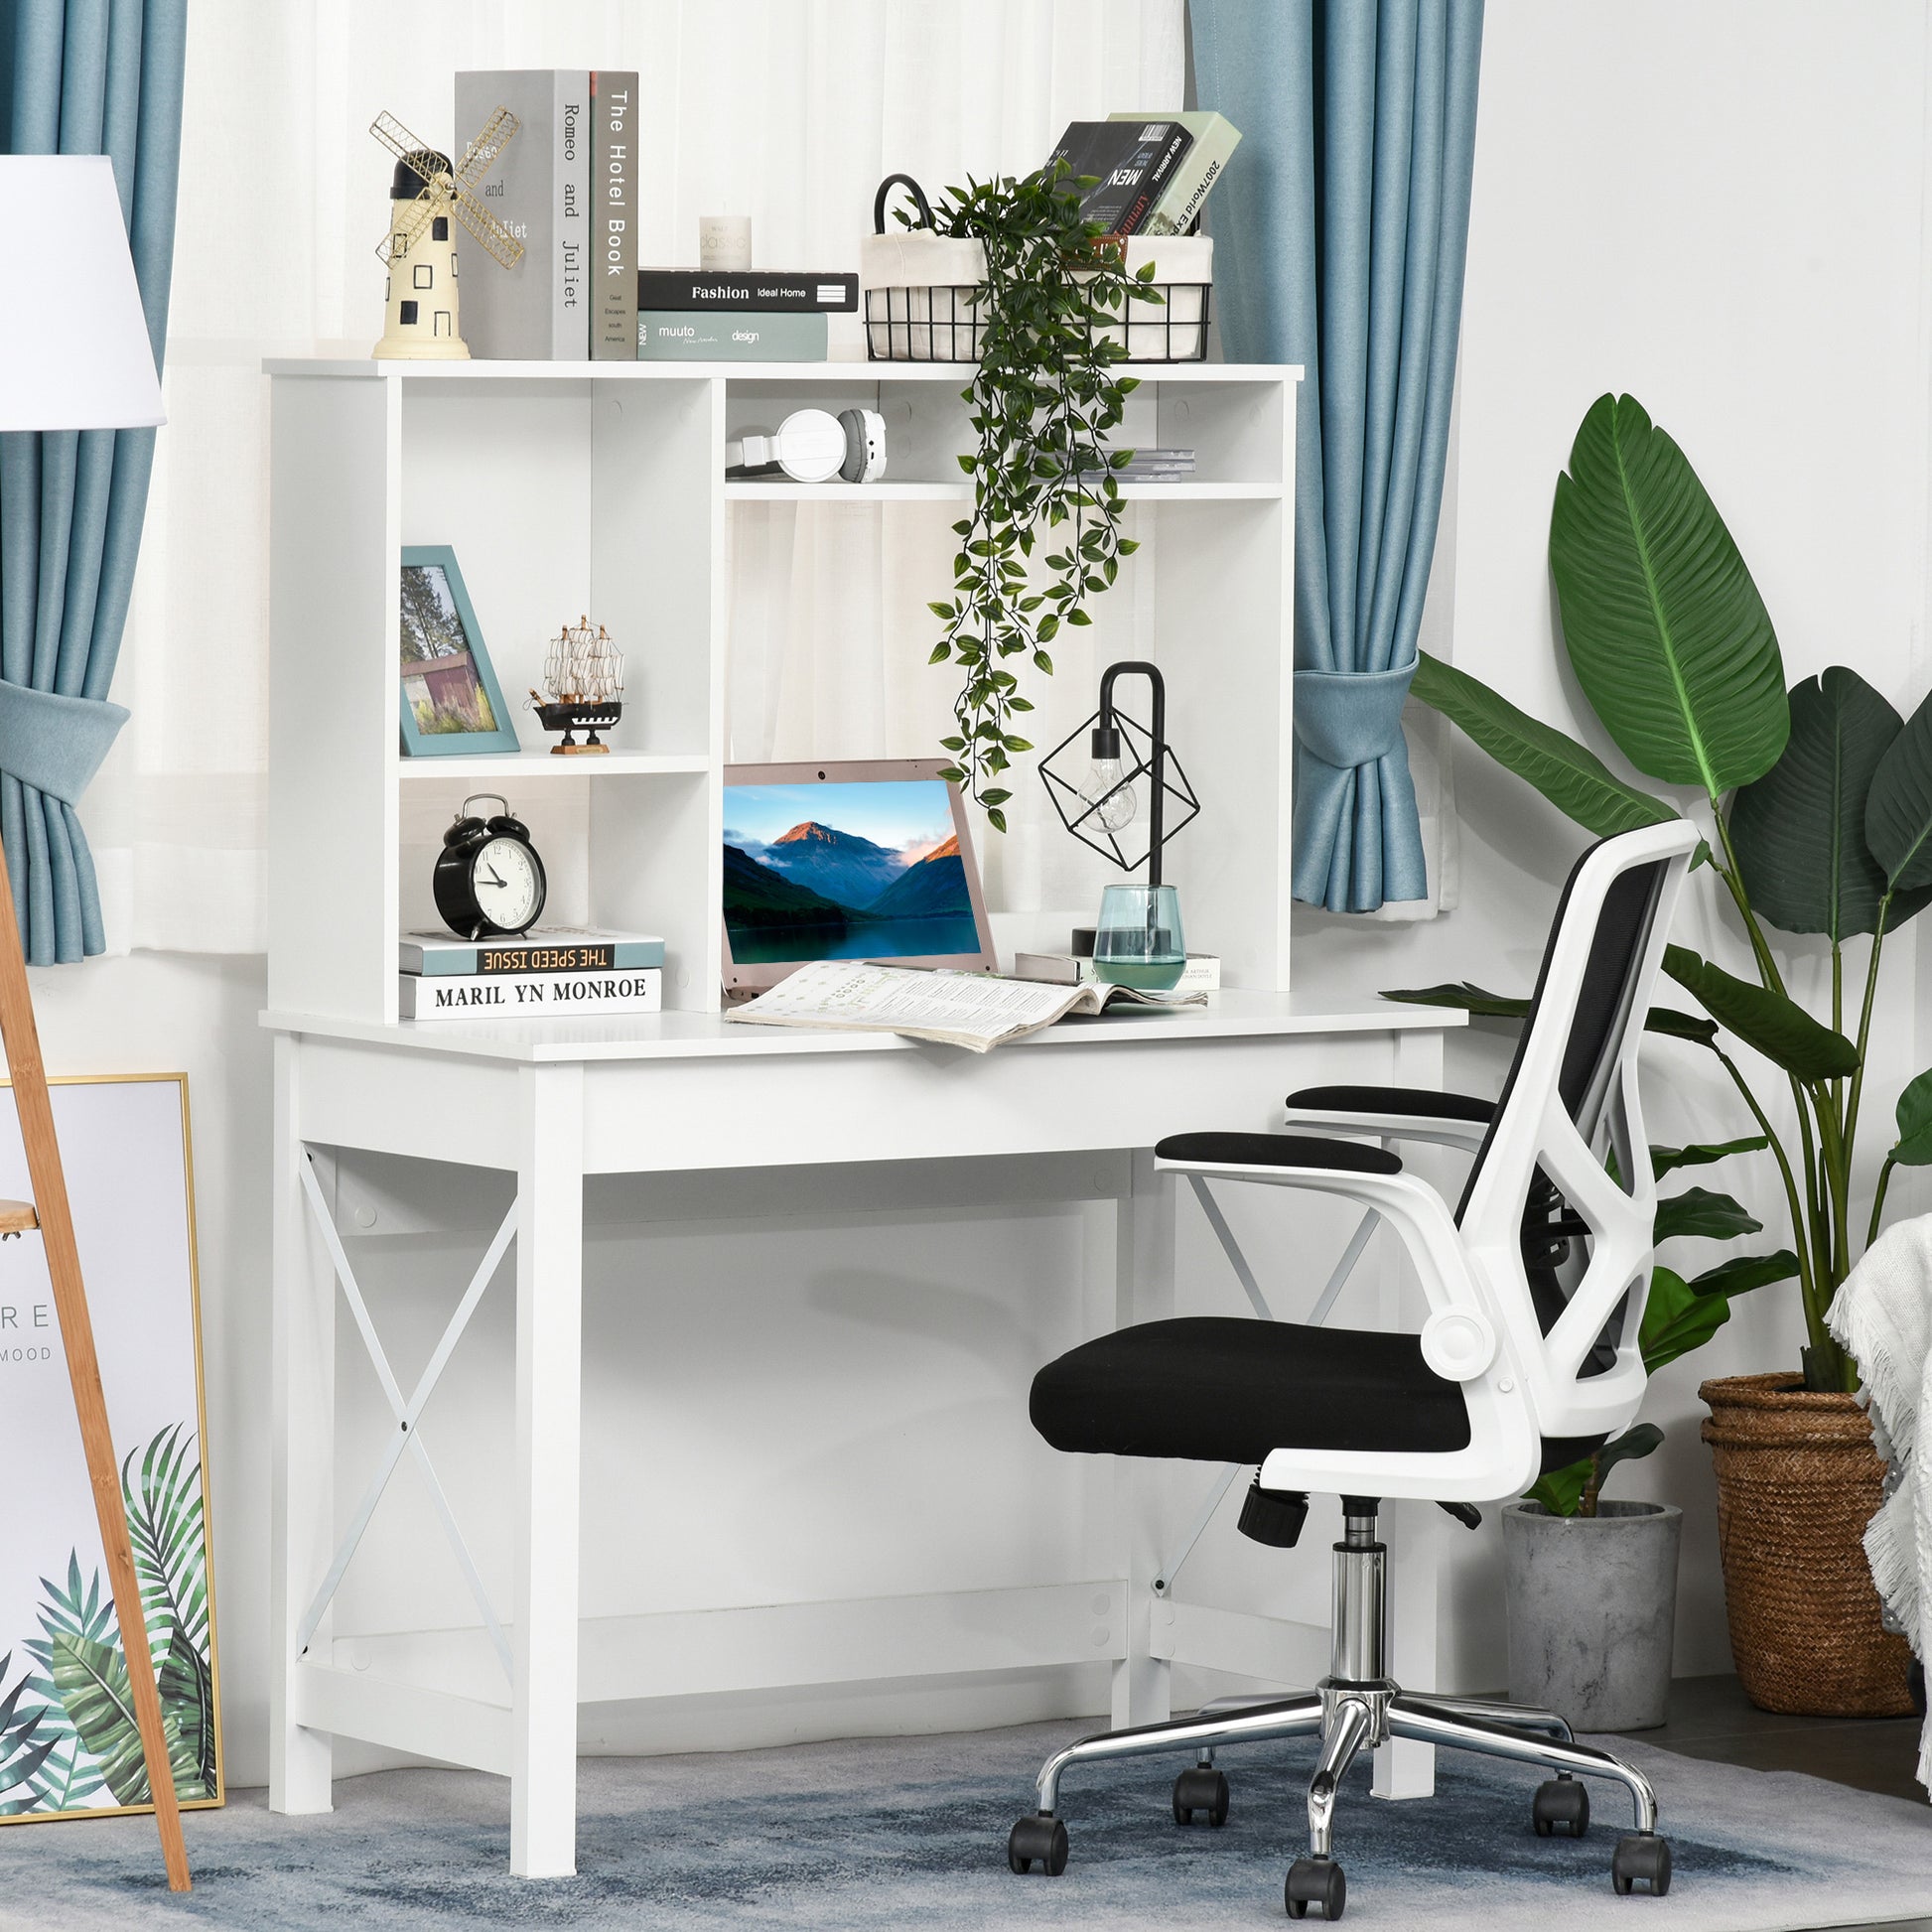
[{"xmin": 723, "ymin": 783, "xmax": 979, "ymax": 966}]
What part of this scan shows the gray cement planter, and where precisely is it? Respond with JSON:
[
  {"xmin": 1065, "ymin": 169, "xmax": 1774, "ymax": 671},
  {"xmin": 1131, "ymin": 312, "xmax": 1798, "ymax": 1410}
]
[{"xmin": 1502, "ymin": 1499, "xmax": 1682, "ymax": 1731}]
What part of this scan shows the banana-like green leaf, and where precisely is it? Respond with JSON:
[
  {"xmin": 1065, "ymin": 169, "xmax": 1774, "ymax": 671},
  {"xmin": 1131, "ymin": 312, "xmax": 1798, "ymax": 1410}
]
[
  {"xmin": 1654, "ymin": 1186, "xmax": 1763, "ymax": 1244},
  {"xmin": 1868, "ymin": 686, "xmax": 1932, "ymax": 904},
  {"xmin": 1594, "ymin": 1421, "xmax": 1665, "ymax": 1479},
  {"xmin": 157, "ymin": 1627, "xmax": 215, "ymax": 1801},
  {"xmin": 1661, "ymin": 943, "xmax": 1861, "ymax": 1081},
  {"xmin": 1549, "ymin": 394, "xmax": 1788, "ymax": 799},
  {"xmin": 48, "ymin": 1633, "xmax": 149, "ymax": 1807},
  {"xmin": 1892, "ymin": 1067, "xmax": 1932, "ymax": 1167},
  {"xmin": 1729, "ymin": 668, "xmax": 1930, "ymax": 938},
  {"xmin": 1685, "ymin": 1249, "xmax": 1800, "ymax": 1300},
  {"xmin": 1641, "ymin": 1266, "xmax": 1731, "ymax": 1373},
  {"xmin": 1379, "ymin": 982, "xmax": 1530, "ymax": 1021},
  {"xmin": 1409, "ymin": 649, "xmax": 1682, "ymax": 840},
  {"xmin": 1650, "ymin": 1136, "xmax": 1768, "ymax": 1177},
  {"xmin": 1525, "ymin": 1422, "xmax": 1664, "ymax": 1516},
  {"xmin": 1381, "ymin": 984, "xmax": 1719, "ymax": 1047}
]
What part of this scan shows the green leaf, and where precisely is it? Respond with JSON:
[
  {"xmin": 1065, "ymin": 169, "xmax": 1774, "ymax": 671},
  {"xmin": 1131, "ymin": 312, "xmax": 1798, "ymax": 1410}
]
[
  {"xmin": 1866, "ymin": 685, "xmax": 1932, "ymax": 899},
  {"xmin": 1640, "ymin": 1266, "xmax": 1732, "ymax": 1373},
  {"xmin": 1893, "ymin": 1067, "xmax": 1932, "ymax": 1165},
  {"xmin": 48, "ymin": 1633, "xmax": 149, "ymax": 1807},
  {"xmin": 1685, "ymin": 1249, "xmax": 1799, "ymax": 1300},
  {"xmin": 1594, "ymin": 1422, "xmax": 1665, "ymax": 1483},
  {"xmin": 157, "ymin": 1627, "xmax": 215, "ymax": 1801},
  {"xmin": 928, "ymin": 642, "xmax": 951, "ymax": 665},
  {"xmin": 1729, "ymin": 668, "xmax": 1928, "ymax": 939},
  {"xmin": 1661, "ymin": 943, "xmax": 1860, "ymax": 1081},
  {"xmin": 1645, "ymin": 1006, "xmax": 1720, "ymax": 1047},
  {"xmin": 1379, "ymin": 982, "xmax": 1530, "ymax": 1021},
  {"xmin": 987, "ymin": 807, "xmax": 1008, "ymax": 834},
  {"xmin": 1549, "ymin": 393, "xmax": 1788, "ymax": 799},
  {"xmin": 1526, "ymin": 1458, "xmax": 1592, "ymax": 1517},
  {"xmin": 1651, "ymin": 1136, "xmax": 1768, "ymax": 1177},
  {"xmin": 1653, "ymin": 1186, "xmax": 1763, "ymax": 1244},
  {"xmin": 1410, "ymin": 649, "xmax": 1682, "ymax": 841}
]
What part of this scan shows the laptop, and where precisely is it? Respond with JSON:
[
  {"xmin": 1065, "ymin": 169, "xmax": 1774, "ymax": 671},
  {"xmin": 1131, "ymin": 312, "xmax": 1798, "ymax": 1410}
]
[{"xmin": 721, "ymin": 759, "xmax": 998, "ymax": 997}]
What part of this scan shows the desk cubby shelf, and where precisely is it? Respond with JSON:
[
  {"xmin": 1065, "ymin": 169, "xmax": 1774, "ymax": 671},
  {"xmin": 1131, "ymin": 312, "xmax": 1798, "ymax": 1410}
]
[{"xmin": 267, "ymin": 357, "xmax": 1301, "ymax": 1025}]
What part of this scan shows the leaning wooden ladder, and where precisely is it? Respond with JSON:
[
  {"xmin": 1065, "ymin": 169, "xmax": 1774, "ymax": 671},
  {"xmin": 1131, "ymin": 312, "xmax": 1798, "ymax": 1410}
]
[{"xmin": 0, "ymin": 854, "xmax": 191, "ymax": 1889}]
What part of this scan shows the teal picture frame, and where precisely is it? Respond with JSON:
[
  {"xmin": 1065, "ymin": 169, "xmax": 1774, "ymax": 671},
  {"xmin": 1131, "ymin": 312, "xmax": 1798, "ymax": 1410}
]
[{"xmin": 397, "ymin": 544, "xmax": 520, "ymax": 757}]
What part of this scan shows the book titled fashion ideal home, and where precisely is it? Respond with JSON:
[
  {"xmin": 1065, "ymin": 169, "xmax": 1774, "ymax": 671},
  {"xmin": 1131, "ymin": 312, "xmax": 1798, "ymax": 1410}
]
[
  {"xmin": 400, "ymin": 967, "xmax": 663, "ymax": 1020},
  {"xmin": 592, "ymin": 69, "xmax": 639, "ymax": 359},
  {"xmin": 454, "ymin": 69, "xmax": 590, "ymax": 358},
  {"xmin": 399, "ymin": 926, "xmax": 666, "ymax": 975},
  {"xmin": 635, "ymin": 270, "xmax": 859, "ymax": 314},
  {"xmin": 637, "ymin": 310, "xmax": 828, "ymax": 360}
]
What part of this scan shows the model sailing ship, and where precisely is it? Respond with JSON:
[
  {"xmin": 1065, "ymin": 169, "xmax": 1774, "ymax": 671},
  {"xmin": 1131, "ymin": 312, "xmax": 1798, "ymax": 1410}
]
[{"xmin": 529, "ymin": 616, "xmax": 624, "ymax": 754}]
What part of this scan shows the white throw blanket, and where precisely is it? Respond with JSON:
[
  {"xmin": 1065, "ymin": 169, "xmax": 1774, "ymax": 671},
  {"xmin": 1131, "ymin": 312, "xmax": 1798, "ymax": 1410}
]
[{"xmin": 1828, "ymin": 1216, "xmax": 1932, "ymax": 1790}]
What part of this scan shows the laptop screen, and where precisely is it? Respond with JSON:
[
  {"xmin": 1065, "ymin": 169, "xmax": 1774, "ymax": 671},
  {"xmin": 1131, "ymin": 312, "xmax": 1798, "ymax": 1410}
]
[{"xmin": 723, "ymin": 774, "xmax": 986, "ymax": 971}]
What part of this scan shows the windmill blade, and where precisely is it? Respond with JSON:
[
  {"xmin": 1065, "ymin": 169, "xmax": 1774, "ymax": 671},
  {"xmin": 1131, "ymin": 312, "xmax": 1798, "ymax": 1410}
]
[
  {"xmin": 450, "ymin": 181, "xmax": 526, "ymax": 271},
  {"xmin": 377, "ymin": 184, "xmax": 439, "ymax": 265},
  {"xmin": 454, "ymin": 106, "xmax": 520, "ymax": 189},
  {"xmin": 369, "ymin": 110, "xmax": 448, "ymax": 185}
]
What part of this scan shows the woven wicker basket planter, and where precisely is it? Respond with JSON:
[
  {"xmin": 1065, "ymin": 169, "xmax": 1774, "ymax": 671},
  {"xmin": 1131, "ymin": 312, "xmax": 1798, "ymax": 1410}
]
[{"xmin": 1699, "ymin": 1371, "xmax": 1912, "ymax": 1717}]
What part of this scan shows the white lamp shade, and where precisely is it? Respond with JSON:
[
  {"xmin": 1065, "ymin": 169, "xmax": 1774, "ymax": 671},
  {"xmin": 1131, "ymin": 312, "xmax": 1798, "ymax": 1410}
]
[{"xmin": 0, "ymin": 155, "xmax": 165, "ymax": 432}]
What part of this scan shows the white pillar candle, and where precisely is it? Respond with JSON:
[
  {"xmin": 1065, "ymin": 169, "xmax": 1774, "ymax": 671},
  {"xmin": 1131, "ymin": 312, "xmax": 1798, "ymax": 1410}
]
[{"xmin": 698, "ymin": 215, "xmax": 752, "ymax": 270}]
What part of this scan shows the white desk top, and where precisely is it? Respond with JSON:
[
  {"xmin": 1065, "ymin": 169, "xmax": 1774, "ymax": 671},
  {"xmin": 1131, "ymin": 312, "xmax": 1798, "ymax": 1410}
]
[{"xmin": 260, "ymin": 991, "xmax": 1462, "ymax": 1066}]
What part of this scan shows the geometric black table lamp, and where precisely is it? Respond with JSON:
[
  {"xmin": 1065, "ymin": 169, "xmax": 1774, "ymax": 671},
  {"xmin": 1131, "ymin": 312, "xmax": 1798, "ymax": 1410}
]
[{"xmin": 1039, "ymin": 660, "xmax": 1200, "ymax": 988}]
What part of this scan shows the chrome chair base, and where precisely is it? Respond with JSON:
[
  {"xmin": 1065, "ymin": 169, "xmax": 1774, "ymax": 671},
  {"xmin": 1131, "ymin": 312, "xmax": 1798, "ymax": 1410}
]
[{"xmin": 1007, "ymin": 1506, "xmax": 1672, "ymax": 1917}]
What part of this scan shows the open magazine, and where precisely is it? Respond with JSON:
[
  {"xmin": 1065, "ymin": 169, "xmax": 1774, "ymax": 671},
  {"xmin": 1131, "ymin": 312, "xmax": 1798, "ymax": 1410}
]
[{"xmin": 725, "ymin": 959, "xmax": 1205, "ymax": 1053}]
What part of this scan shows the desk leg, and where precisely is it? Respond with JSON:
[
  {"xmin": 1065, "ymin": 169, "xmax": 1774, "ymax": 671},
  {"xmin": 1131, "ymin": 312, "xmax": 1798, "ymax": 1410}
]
[
  {"xmin": 270, "ymin": 1035, "xmax": 334, "ymax": 1813},
  {"xmin": 511, "ymin": 1064, "xmax": 585, "ymax": 1878},
  {"xmin": 1111, "ymin": 1148, "xmax": 1174, "ymax": 1729},
  {"xmin": 1375, "ymin": 1027, "xmax": 1447, "ymax": 1801}
]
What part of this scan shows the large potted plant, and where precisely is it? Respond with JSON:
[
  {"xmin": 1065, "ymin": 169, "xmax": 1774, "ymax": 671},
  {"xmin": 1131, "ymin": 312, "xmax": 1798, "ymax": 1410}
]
[{"xmin": 1399, "ymin": 393, "xmax": 1922, "ymax": 1717}]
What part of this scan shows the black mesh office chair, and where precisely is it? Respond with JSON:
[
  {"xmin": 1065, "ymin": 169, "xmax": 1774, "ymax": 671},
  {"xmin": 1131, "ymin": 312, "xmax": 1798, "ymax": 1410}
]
[{"xmin": 1006, "ymin": 822, "xmax": 1700, "ymax": 1919}]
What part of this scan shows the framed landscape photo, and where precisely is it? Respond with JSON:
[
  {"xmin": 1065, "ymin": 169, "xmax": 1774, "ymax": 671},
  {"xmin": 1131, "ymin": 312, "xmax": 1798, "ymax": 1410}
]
[
  {"xmin": 398, "ymin": 544, "xmax": 519, "ymax": 757},
  {"xmin": 0, "ymin": 1074, "xmax": 221, "ymax": 1825}
]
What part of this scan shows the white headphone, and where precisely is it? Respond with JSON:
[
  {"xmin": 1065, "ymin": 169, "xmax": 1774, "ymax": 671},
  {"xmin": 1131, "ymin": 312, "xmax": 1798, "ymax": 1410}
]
[{"xmin": 726, "ymin": 407, "xmax": 886, "ymax": 484}]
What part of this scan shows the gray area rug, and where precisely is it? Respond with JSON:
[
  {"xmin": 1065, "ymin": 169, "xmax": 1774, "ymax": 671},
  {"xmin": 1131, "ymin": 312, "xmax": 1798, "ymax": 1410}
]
[{"xmin": 1, "ymin": 1717, "xmax": 1927, "ymax": 1929}]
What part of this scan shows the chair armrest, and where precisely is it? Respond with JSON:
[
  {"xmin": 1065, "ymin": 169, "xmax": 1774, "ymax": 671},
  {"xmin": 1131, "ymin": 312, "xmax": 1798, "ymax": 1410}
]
[
  {"xmin": 1283, "ymin": 1083, "xmax": 1494, "ymax": 1152},
  {"xmin": 1154, "ymin": 1130, "xmax": 1401, "ymax": 1175}
]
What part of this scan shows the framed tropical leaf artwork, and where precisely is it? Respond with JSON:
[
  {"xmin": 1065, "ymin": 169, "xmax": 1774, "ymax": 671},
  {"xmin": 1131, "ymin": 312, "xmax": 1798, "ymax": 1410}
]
[{"xmin": 0, "ymin": 1074, "xmax": 220, "ymax": 1824}]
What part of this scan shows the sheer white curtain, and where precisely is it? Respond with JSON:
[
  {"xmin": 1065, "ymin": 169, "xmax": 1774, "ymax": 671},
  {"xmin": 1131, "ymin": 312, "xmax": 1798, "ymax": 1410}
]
[{"xmin": 86, "ymin": 0, "xmax": 1184, "ymax": 954}]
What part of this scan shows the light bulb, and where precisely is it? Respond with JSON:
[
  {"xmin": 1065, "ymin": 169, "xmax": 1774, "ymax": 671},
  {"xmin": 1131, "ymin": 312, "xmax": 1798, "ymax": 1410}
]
[{"xmin": 1079, "ymin": 757, "xmax": 1138, "ymax": 834}]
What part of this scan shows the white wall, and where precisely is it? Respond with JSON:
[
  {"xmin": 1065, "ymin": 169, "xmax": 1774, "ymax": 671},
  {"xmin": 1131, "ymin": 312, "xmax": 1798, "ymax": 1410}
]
[{"xmin": 38, "ymin": 0, "xmax": 1932, "ymax": 1791}]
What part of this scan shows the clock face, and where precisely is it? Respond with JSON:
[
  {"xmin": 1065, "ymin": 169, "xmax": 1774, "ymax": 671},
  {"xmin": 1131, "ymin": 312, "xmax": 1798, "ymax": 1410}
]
[{"xmin": 472, "ymin": 835, "xmax": 542, "ymax": 931}]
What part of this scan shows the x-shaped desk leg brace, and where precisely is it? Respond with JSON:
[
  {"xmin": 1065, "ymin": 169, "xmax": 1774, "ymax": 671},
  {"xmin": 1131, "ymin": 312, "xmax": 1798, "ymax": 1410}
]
[{"xmin": 295, "ymin": 1151, "xmax": 518, "ymax": 1679}]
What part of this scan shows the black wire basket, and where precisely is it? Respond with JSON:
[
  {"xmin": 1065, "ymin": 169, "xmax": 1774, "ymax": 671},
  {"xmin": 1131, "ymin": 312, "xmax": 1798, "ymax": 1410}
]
[{"xmin": 863, "ymin": 279, "xmax": 1211, "ymax": 364}]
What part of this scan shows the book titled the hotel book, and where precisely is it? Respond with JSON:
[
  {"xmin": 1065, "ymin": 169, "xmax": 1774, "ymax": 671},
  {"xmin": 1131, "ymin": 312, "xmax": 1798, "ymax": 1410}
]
[
  {"xmin": 592, "ymin": 69, "xmax": 639, "ymax": 359},
  {"xmin": 401, "ymin": 967, "xmax": 663, "ymax": 1020}
]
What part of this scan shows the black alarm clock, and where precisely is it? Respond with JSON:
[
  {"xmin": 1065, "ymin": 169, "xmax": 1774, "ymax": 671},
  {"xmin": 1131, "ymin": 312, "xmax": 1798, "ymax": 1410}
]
[{"xmin": 433, "ymin": 793, "xmax": 547, "ymax": 939}]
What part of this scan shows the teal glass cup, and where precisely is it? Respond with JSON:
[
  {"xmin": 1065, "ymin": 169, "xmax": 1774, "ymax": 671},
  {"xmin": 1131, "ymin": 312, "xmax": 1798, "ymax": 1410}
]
[{"xmin": 1093, "ymin": 884, "xmax": 1185, "ymax": 990}]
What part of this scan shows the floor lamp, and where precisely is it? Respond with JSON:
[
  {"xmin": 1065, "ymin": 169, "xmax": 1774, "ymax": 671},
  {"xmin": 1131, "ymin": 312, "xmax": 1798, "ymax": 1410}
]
[{"xmin": 0, "ymin": 155, "xmax": 191, "ymax": 1892}]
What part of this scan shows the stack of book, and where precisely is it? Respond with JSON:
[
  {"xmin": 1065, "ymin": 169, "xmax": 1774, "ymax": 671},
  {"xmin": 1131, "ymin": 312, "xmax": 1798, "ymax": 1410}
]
[
  {"xmin": 1046, "ymin": 111, "xmax": 1242, "ymax": 238},
  {"xmin": 455, "ymin": 69, "xmax": 640, "ymax": 360},
  {"xmin": 1077, "ymin": 447, "xmax": 1196, "ymax": 483},
  {"xmin": 635, "ymin": 269, "xmax": 855, "ymax": 361},
  {"xmin": 399, "ymin": 926, "xmax": 665, "ymax": 1021}
]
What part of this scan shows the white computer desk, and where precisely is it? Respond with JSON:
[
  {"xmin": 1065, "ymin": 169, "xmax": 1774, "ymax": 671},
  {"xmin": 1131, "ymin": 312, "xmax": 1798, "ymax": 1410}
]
[{"xmin": 263, "ymin": 993, "xmax": 1463, "ymax": 1875}]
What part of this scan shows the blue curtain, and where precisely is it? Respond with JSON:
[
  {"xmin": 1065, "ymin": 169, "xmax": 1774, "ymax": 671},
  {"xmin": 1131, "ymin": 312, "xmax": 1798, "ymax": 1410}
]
[
  {"xmin": 1189, "ymin": 0, "xmax": 1483, "ymax": 913},
  {"xmin": 0, "ymin": 0, "xmax": 187, "ymax": 962}
]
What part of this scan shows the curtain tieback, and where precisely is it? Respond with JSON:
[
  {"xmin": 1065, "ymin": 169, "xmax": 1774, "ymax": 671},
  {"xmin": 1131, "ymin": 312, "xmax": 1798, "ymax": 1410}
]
[
  {"xmin": 1293, "ymin": 659, "xmax": 1418, "ymax": 769},
  {"xmin": 0, "ymin": 681, "xmax": 130, "ymax": 805}
]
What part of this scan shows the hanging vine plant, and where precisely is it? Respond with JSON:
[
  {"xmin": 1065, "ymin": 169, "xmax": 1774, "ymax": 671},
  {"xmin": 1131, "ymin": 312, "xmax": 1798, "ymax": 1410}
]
[{"xmin": 914, "ymin": 163, "xmax": 1163, "ymax": 830}]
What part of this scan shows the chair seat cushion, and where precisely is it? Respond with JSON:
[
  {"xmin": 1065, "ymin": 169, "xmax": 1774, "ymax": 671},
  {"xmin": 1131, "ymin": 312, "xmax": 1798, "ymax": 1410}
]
[{"xmin": 1029, "ymin": 1316, "xmax": 1472, "ymax": 1463}]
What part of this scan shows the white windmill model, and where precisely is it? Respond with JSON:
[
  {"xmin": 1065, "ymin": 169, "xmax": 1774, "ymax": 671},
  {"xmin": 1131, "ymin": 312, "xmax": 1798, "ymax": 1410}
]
[{"xmin": 370, "ymin": 108, "xmax": 524, "ymax": 360}]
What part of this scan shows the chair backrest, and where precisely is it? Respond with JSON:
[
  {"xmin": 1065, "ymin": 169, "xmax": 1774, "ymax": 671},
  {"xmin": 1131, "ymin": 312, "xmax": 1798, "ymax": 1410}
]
[{"xmin": 1453, "ymin": 822, "xmax": 1700, "ymax": 1445}]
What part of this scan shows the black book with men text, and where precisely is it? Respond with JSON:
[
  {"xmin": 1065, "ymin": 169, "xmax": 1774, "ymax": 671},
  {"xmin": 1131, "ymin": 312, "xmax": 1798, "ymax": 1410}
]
[{"xmin": 1044, "ymin": 119, "xmax": 1193, "ymax": 237}]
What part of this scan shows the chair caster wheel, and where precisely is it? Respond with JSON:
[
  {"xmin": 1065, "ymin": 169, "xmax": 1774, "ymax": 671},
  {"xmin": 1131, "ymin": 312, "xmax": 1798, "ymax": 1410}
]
[
  {"xmin": 1611, "ymin": 1832, "xmax": 1672, "ymax": 1895},
  {"xmin": 1285, "ymin": 1855, "xmax": 1346, "ymax": 1920},
  {"xmin": 1007, "ymin": 1812, "xmax": 1068, "ymax": 1875},
  {"xmin": 1533, "ymin": 1772, "xmax": 1590, "ymax": 1837},
  {"xmin": 1173, "ymin": 1765, "xmax": 1230, "ymax": 1827}
]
